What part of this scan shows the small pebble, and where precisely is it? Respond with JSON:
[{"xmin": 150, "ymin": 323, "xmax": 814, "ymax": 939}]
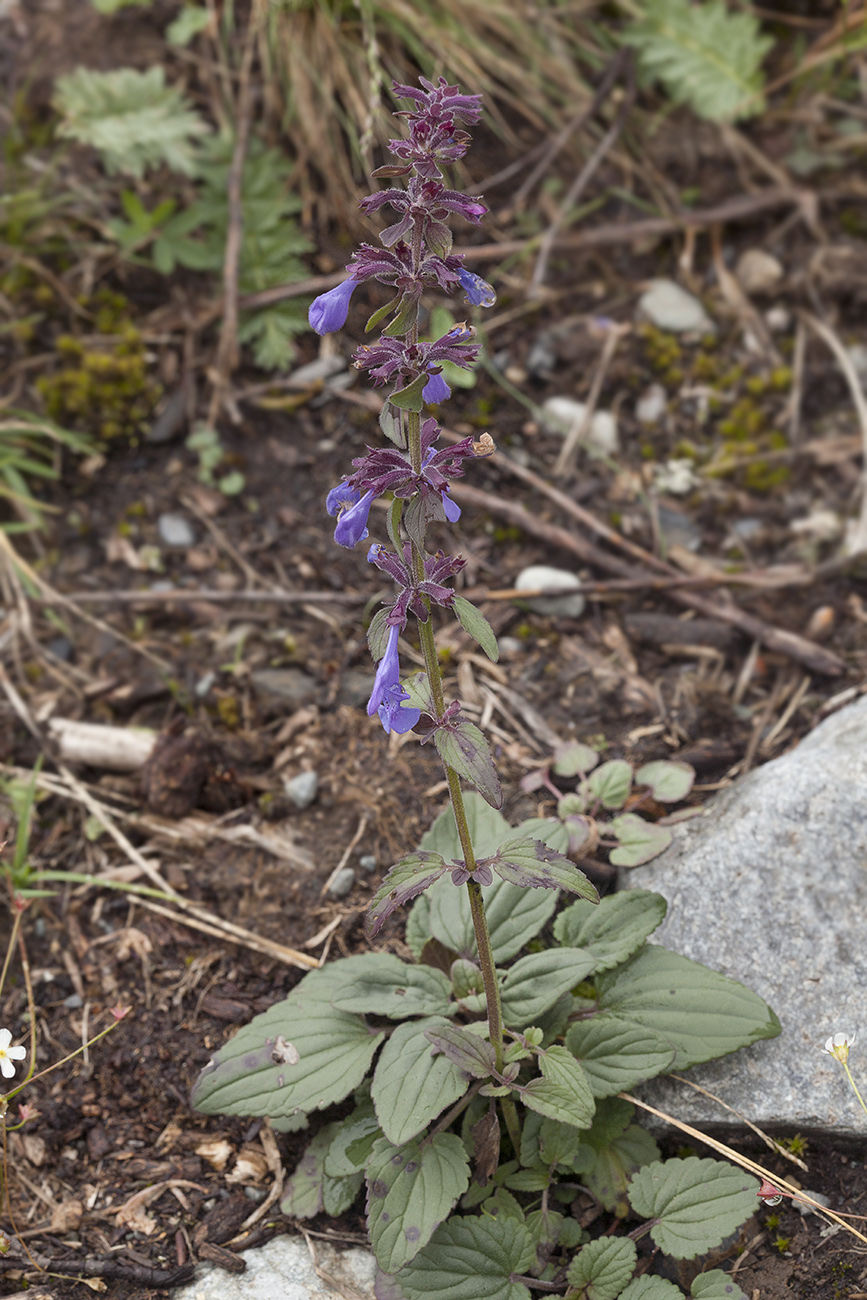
[
  {"xmin": 283, "ymin": 771, "xmax": 319, "ymax": 810},
  {"xmin": 765, "ymin": 305, "xmax": 791, "ymax": 333},
  {"xmin": 286, "ymin": 355, "xmax": 346, "ymax": 386},
  {"xmin": 541, "ymin": 397, "xmax": 619, "ymax": 456},
  {"xmin": 526, "ymin": 333, "xmax": 557, "ymax": 379},
  {"xmin": 497, "ymin": 636, "xmax": 523, "ymax": 657},
  {"xmin": 515, "ymin": 565, "xmax": 585, "ymax": 619},
  {"xmin": 637, "ymin": 278, "xmax": 715, "ymax": 334},
  {"xmin": 657, "ymin": 504, "xmax": 702, "ymax": 552},
  {"xmin": 46, "ymin": 635, "xmax": 74, "ymax": 663},
  {"xmin": 328, "ymin": 867, "xmax": 356, "ymax": 899},
  {"xmin": 635, "ymin": 383, "xmax": 667, "ymax": 426},
  {"xmin": 653, "ymin": 459, "xmax": 700, "ymax": 497},
  {"xmin": 794, "ymin": 1189, "xmax": 831, "ymax": 1216},
  {"xmin": 243, "ymin": 1186, "xmax": 267, "ymax": 1202},
  {"xmin": 63, "ymin": 994, "xmax": 83, "ymax": 1010},
  {"xmin": 735, "ymin": 248, "xmax": 784, "ymax": 295},
  {"xmin": 195, "ymin": 671, "xmax": 217, "ymax": 698},
  {"xmin": 358, "ymin": 855, "xmax": 378, "ymax": 873},
  {"xmin": 157, "ymin": 513, "xmax": 195, "ymax": 548}
]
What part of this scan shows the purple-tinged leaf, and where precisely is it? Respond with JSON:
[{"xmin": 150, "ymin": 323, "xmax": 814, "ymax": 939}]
[
  {"xmin": 634, "ymin": 760, "xmax": 695, "ymax": 803},
  {"xmin": 424, "ymin": 1024, "xmax": 496, "ymax": 1078},
  {"xmin": 434, "ymin": 718, "xmax": 503, "ymax": 809},
  {"xmin": 584, "ymin": 759, "xmax": 633, "ymax": 810},
  {"xmin": 366, "ymin": 851, "xmax": 449, "ymax": 938},
  {"xmin": 483, "ymin": 837, "xmax": 598, "ymax": 901}
]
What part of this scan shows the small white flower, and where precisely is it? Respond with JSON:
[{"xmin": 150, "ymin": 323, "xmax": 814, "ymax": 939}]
[
  {"xmin": 823, "ymin": 1032, "xmax": 855, "ymax": 1064},
  {"xmin": 0, "ymin": 1028, "xmax": 26, "ymax": 1080}
]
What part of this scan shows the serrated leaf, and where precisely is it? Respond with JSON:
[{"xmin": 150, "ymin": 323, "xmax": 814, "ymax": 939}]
[
  {"xmin": 420, "ymin": 791, "xmax": 510, "ymax": 860},
  {"xmin": 324, "ymin": 1168, "xmax": 363, "ymax": 1216},
  {"xmin": 280, "ymin": 1122, "xmax": 338, "ymax": 1218},
  {"xmin": 435, "ymin": 719, "xmax": 503, "ymax": 810},
  {"xmin": 191, "ymin": 971, "xmax": 385, "ymax": 1119},
  {"xmin": 621, "ymin": 0, "xmax": 773, "ymax": 123},
  {"xmin": 366, "ymin": 1133, "xmax": 470, "ymax": 1273},
  {"xmin": 452, "ymin": 595, "xmax": 499, "ymax": 662},
  {"xmin": 585, "ymin": 759, "xmax": 633, "ymax": 809},
  {"xmin": 485, "ymin": 837, "xmax": 598, "ymax": 901},
  {"xmin": 325, "ymin": 1109, "xmax": 381, "ymax": 1176},
  {"xmin": 514, "ymin": 816, "xmax": 572, "ymax": 855},
  {"xmin": 565, "ymin": 1017, "xmax": 677, "ymax": 1098},
  {"xmin": 54, "ymin": 66, "xmax": 209, "ymax": 177},
  {"xmin": 554, "ymin": 891, "xmax": 667, "ymax": 972},
  {"xmin": 519, "ymin": 1046, "xmax": 596, "ymax": 1131},
  {"xmin": 691, "ymin": 1271, "xmax": 748, "ymax": 1300},
  {"xmin": 553, "ymin": 741, "xmax": 600, "ymax": 777},
  {"xmin": 595, "ymin": 946, "xmax": 781, "ymax": 1069},
  {"xmin": 525, "ymin": 1205, "xmax": 562, "ymax": 1252},
  {"xmin": 619, "ymin": 1279, "xmax": 684, "ymax": 1300},
  {"xmin": 520, "ymin": 1111, "xmax": 582, "ymax": 1169},
  {"xmin": 634, "ymin": 760, "xmax": 695, "ymax": 803},
  {"xmin": 396, "ymin": 1214, "xmax": 535, "ymax": 1300},
  {"xmin": 628, "ymin": 1158, "xmax": 759, "ymax": 1259},
  {"xmin": 372, "ymin": 1016, "xmax": 470, "ymax": 1145},
  {"xmin": 332, "ymin": 955, "xmax": 453, "ymax": 1019},
  {"xmin": 366, "ymin": 853, "xmax": 450, "ymax": 939},
  {"xmin": 566, "ymin": 1236, "xmax": 637, "ymax": 1300},
  {"xmin": 608, "ymin": 814, "xmax": 672, "ymax": 867},
  {"xmin": 585, "ymin": 1124, "xmax": 660, "ymax": 1217},
  {"xmin": 500, "ymin": 950, "xmax": 595, "ymax": 1026},
  {"xmin": 425, "ymin": 1024, "xmax": 496, "ymax": 1079},
  {"xmin": 167, "ymin": 5, "xmax": 211, "ymax": 47}
]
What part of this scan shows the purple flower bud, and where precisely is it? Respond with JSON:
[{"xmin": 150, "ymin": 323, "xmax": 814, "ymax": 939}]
[
  {"xmin": 308, "ymin": 277, "xmax": 357, "ymax": 335},
  {"xmin": 443, "ymin": 493, "xmax": 461, "ymax": 523},
  {"xmin": 368, "ymin": 624, "xmax": 421, "ymax": 734},
  {"xmin": 423, "ymin": 369, "xmax": 451, "ymax": 404},
  {"xmin": 458, "ymin": 268, "xmax": 496, "ymax": 309},
  {"xmin": 327, "ymin": 483, "xmax": 374, "ymax": 548}
]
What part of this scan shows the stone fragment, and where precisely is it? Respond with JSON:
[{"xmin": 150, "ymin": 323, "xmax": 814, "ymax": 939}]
[
  {"xmin": 283, "ymin": 770, "xmax": 319, "ymax": 810},
  {"xmin": 515, "ymin": 565, "xmax": 585, "ymax": 619},
  {"xmin": 620, "ymin": 697, "xmax": 867, "ymax": 1140},
  {"xmin": 251, "ymin": 669, "xmax": 322, "ymax": 709},
  {"xmin": 174, "ymin": 1233, "xmax": 375, "ymax": 1300},
  {"xmin": 637, "ymin": 279, "xmax": 715, "ymax": 334},
  {"xmin": 541, "ymin": 397, "xmax": 619, "ymax": 456},
  {"xmin": 358, "ymin": 854, "xmax": 378, "ymax": 873},
  {"xmin": 157, "ymin": 512, "xmax": 195, "ymax": 548},
  {"xmin": 735, "ymin": 248, "xmax": 784, "ymax": 295},
  {"xmin": 328, "ymin": 867, "xmax": 356, "ymax": 899},
  {"xmin": 635, "ymin": 383, "xmax": 667, "ymax": 425}
]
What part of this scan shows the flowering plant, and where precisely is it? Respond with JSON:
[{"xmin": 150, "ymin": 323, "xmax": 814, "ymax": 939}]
[{"xmin": 192, "ymin": 78, "xmax": 783, "ymax": 1300}]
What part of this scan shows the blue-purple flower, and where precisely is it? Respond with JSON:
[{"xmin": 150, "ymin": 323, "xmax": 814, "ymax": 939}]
[
  {"xmin": 368, "ymin": 543, "xmax": 465, "ymax": 624},
  {"xmin": 423, "ymin": 368, "xmax": 451, "ymax": 404},
  {"xmin": 368, "ymin": 624, "xmax": 421, "ymax": 734},
  {"xmin": 458, "ymin": 268, "xmax": 496, "ymax": 309},
  {"xmin": 326, "ymin": 483, "xmax": 374, "ymax": 548},
  {"xmin": 309, "ymin": 276, "xmax": 357, "ymax": 335}
]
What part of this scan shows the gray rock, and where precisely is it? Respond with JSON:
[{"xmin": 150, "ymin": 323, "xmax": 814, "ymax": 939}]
[
  {"xmin": 157, "ymin": 513, "xmax": 196, "ymax": 548},
  {"xmin": 515, "ymin": 565, "xmax": 585, "ymax": 619},
  {"xmin": 541, "ymin": 397, "xmax": 619, "ymax": 456},
  {"xmin": 284, "ymin": 770, "xmax": 319, "ymax": 810},
  {"xmin": 359, "ymin": 854, "xmax": 378, "ymax": 873},
  {"xmin": 328, "ymin": 867, "xmax": 356, "ymax": 899},
  {"xmin": 638, "ymin": 279, "xmax": 715, "ymax": 335},
  {"xmin": 620, "ymin": 697, "xmax": 867, "ymax": 1140},
  {"xmin": 251, "ymin": 669, "xmax": 322, "ymax": 709},
  {"xmin": 735, "ymin": 248, "xmax": 783, "ymax": 296},
  {"xmin": 174, "ymin": 1233, "xmax": 375, "ymax": 1300}
]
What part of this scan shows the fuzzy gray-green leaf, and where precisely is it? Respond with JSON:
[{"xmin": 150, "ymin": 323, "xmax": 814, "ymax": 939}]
[
  {"xmin": 519, "ymin": 1045, "xmax": 595, "ymax": 1131},
  {"xmin": 500, "ymin": 950, "xmax": 595, "ymax": 1026},
  {"xmin": 554, "ymin": 891, "xmax": 667, "ymax": 972},
  {"xmin": 366, "ymin": 1132, "xmax": 469, "ymax": 1273},
  {"xmin": 566, "ymin": 1017, "xmax": 676, "ymax": 1098},
  {"xmin": 566, "ymin": 1236, "xmax": 637, "ymax": 1300},
  {"xmin": 372, "ymin": 1016, "xmax": 470, "ymax": 1145},
  {"xmin": 332, "ymin": 955, "xmax": 453, "ymax": 1019},
  {"xmin": 396, "ymin": 1215, "xmax": 535, "ymax": 1300},
  {"xmin": 435, "ymin": 719, "xmax": 503, "ymax": 810},
  {"xmin": 628, "ymin": 1157, "xmax": 759, "ymax": 1259},
  {"xmin": 452, "ymin": 595, "xmax": 499, "ymax": 662},
  {"xmin": 366, "ymin": 853, "xmax": 449, "ymax": 939}
]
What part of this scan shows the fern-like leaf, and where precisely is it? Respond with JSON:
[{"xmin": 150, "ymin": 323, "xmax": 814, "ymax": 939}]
[
  {"xmin": 53, "ymin": 67, "xmax": 209, "ymax": 177},
  {"xmin": 622, "ymin": 0, "xmax": 773, "ymax": 122}
]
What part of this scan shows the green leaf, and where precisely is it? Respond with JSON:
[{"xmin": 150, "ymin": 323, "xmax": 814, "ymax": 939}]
[
  {"xmin": 628, "ymin": 1157, "xmax": 759, "ymax": 1259},
  {"xmin": 452, "ymin": 595, "xmax": 499, "ymax": 661},
  {"xmin": 396, "ymin": 1215, "xmax": 536, "ymax": 1300},
  {"xmin": 323, "ymin": 1168, "xmax": 363, "ymax": 1216},
  {"xmin": 372, "ymin": 1016, "xmax": 470, "ymax": 1145},
  {"xmin": 566, "ymin": 1236, "xmax": 637, "ymax": 1300},
  {"xmin": 608, "ymin": 814, "xmax": 673, "ymax": 867},
  {"xmin": 595, "ymin": 946, "xmax": 781, "ymax": 1069},
  {"xmin": 485, "ymin": 838, "xmax": 599, "ymax": 901},
  {"xmin": 280, "ymin": 1122, "xmax": 338, "ymax": 1218},
  {"xmin": 191, "ymin": 973, "xmax": 385, "ymax": 1120},
  {"xmin": 424, "ymin": 1024, "xmax": 496, "ymax": 1079},
  {"xmin": 366, "ymin": 1133, "xmax": 470, "ymax": 1273},
  {"xmin": 634, "ymin": 760, "xmax": 695, "ymax": 803},
  {"xmin": 621, "ymin": 0, "xmax": 773, "ymax": 123},
  {"xmin": 500, "ymin": 950, "xmax": 595, "ymax": 1026},
  {"xmin": 54, "ymin": 66, "xmax": 209, "ymax": 177},
  {"xmin": 519, "ymin": 1046, "xmax": 595, "ymax": 1131},
  {"xmin": 367, "ymin": 607, "xmax": 391, "ymax": 662},
  {"xmin": 565, "ymin": 1018, "xmax": 676, "ymax": 1098},
  {"xmin": 389, "ymin": 371, "xmax": 429, "ymax": 412},
  {"xmin": 520, "ymin": 1111, "xmax": 582, "ymax": 1169},
  {"xmin": 553, "ymin": 741, "xmax": 599, "ymax": 777},
  {"xmin": 324, "ymin": 1109, "xmax": 381, "ymax": 1176},
  {"xmin": 585, "ymin": 760, "xmax": 633, "ymax": 810},
  {"xmin": 379, "ymin": 403, "xmax": 405, "ymax": 447},
  {"xmin": 332, "ymin": 955, "xmax": 453, "ymax": 1019},
  {"xmin": 435, "ymin": 719, "xmax": 503, "ymax": 810},
  {"xmin": 420, "ymin": 791, "xmax": 510, "ymax": 860},
  {"xmin": 366, "ymin": 294, "xmax": 400, "ymax": 334},
  {"xmin": 386, "ymin": 495, "xmax": 403, "ymax": 552},
  {"xmin": 691, "ymin": 1271, "xmax": 749, "ymax": 1300},
  {"xmin": 166, "ymin": 4, "xmax": 211, "ymax": 46},
  {"xmin": 619, "ymin": 1280, "xmax": 684, "ymax": 1300},
  {"xmin": 514, "ymin": 817, "xmax": 572, "ymax": 855},
  {"xmin": 366, "ymin": 852, "xmax": 450, "ymax": 938},
  {"xmin": 585, "ymin": 1124, "xmax": 660, "ymax": 1217},
  {"xmin": 554, "ymin": 891, "xmax": 667, "ymax": 972}
]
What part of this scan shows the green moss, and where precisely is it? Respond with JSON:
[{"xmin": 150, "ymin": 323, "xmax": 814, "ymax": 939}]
[
  {"xmin": 772, "ymin": 1236, "xmax": 791, "ymax": 1254},
  {"xmin": 216, "ymin": 694, "xmax": 240, "ymax": 730},
  {"xmin": 780, "ymin": 1133, "xmax": 808, "ymax": 1156},
  {"xmin": 743, "ymin": 461, "xmax": 790, "ymax": 492},
  {"xmin": 38, "ymin": 322, "xmax": 162, "ymax": 443}
]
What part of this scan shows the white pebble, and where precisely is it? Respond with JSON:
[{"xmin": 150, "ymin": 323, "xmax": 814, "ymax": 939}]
[
  {"xmin": 283, "ymin": 770, "xmax": 319, "ymax": 810},
  {"xmin": 157, "ymin": 513, "xmax": 195, "ymax": 548},
  {"xmin": 735, "ymin": 248, "xmax": 783, "ymax": 295},
  {"xmin": 515, "ymin": 565, "xmax": 585, "ymax": 619},
  {"xmin": 541, "ymin": 397, "xmax": 619, "ymax": 456},
  {"xmin": 638, "ymin": 279, "xmax": 715, "ymax": 335}
]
